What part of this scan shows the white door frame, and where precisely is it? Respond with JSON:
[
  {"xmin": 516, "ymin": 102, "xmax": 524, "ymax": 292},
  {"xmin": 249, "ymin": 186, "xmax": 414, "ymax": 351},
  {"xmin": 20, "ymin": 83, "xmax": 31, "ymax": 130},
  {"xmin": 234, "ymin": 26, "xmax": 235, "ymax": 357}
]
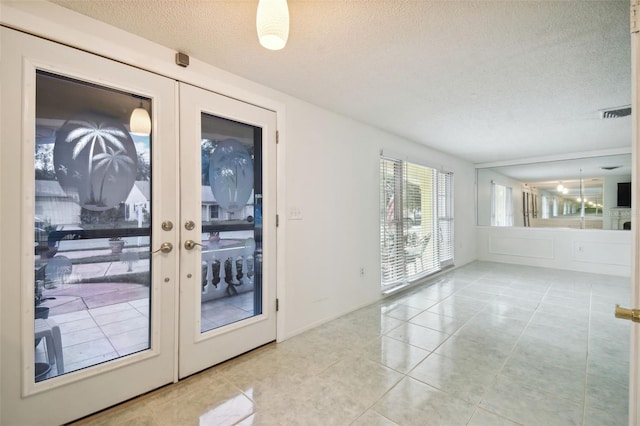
[{"xmin": 631, "ymin": 2, "xmax": 640, "ymax": 424}]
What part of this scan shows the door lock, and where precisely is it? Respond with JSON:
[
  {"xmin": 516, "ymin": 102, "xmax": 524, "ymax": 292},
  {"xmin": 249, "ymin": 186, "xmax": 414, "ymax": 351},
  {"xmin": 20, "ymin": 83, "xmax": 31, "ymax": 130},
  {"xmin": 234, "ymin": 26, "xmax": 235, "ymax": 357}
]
[{"xmin": 615, "ymin": 304, "xmax": 640, "ymax": 323}]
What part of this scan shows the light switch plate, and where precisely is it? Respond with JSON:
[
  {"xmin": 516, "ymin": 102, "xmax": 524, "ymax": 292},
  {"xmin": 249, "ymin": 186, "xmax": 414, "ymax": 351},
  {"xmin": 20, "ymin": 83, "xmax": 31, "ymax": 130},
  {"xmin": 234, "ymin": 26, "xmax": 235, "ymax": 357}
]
[{"xmin": 289, "ymin": 207, "xmax": 303, "ymax": 220}]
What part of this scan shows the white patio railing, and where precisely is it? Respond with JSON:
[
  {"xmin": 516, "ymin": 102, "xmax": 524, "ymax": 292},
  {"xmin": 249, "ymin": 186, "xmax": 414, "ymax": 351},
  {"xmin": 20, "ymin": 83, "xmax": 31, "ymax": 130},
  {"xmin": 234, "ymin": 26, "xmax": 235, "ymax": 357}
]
[{"xmin": 201, "ymin": 238, "xmax": 256, "ymax": 302}]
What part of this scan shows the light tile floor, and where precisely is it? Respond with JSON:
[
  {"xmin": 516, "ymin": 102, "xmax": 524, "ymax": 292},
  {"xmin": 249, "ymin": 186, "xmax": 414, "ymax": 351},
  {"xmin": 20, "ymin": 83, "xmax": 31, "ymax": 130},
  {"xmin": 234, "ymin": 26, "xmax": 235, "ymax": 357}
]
[{"xmin": 71, "ymin": 261, "xmax": 630, "ymax": 425}]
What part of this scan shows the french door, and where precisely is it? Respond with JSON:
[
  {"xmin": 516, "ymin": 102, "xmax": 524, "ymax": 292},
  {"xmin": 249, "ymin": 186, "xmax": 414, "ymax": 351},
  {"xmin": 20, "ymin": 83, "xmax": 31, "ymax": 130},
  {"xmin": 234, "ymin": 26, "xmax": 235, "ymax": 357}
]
[
  {"xmin": 178, "ymin": 83, "xmax": 277, "ymax": 378},
  {"xmin": 0, "ymin": 27, "xmax": 276, "ymax": 425}
]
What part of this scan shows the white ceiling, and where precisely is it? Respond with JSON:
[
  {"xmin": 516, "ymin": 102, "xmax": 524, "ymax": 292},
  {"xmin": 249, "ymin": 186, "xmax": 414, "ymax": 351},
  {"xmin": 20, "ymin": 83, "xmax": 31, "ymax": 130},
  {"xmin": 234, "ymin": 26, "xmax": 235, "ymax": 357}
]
[{"xmin": 49, "ymin": 0, "xmax": 631, "ymax": 165}]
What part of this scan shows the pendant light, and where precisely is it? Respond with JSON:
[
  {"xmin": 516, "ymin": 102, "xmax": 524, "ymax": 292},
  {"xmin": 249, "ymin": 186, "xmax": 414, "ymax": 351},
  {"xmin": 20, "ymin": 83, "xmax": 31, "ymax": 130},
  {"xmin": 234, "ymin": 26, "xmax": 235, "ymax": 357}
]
[
  {"xmin": 129, "ymin": 103, "xmax": 151, "ymax": 136},
  {"xmin": 256, "ymin": 0, "xmax": 289, "ymax": 50}
]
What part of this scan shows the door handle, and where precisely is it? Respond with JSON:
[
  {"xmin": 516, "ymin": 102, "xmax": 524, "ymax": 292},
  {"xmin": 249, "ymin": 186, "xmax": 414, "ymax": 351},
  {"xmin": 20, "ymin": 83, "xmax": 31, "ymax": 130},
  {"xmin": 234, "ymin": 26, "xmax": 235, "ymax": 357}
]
[
  {"xmin": 151, "ymin": 242, "xmax": 173, "ymax": 254},
  {"xmin": 184, "ymin": 240, "xmax": 204, "ymax": 250},
  {"xmin": 615, "ymin": 304, "xmax": 640, "ymax": 323}
]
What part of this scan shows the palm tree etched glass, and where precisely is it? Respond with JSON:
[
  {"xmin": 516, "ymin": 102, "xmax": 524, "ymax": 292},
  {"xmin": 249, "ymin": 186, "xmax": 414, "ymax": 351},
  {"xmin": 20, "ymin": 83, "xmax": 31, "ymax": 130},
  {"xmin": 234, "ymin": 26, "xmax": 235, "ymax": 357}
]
[{"xmin": 53, "ymin": 112, "xmax": 138, "ymax": 211}]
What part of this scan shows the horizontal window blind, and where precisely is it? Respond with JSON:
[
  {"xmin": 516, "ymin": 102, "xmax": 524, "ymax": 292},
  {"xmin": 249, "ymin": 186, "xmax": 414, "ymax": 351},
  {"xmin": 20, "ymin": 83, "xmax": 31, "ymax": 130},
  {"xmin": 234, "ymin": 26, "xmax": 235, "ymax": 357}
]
[
  {"xmin": 380, "ymin": 157, "xmax": 454, "ymax": 290},
  {"xmin": 404, "ymin": 162, "xmax": 439, "ymax": 279},
  {"xmin": 380, "ymin": 157, "xmax": 404, "ymax": 286},
  {"xmin": 437, "ymin": 171, "xmax": 454, "ymax": 267}
]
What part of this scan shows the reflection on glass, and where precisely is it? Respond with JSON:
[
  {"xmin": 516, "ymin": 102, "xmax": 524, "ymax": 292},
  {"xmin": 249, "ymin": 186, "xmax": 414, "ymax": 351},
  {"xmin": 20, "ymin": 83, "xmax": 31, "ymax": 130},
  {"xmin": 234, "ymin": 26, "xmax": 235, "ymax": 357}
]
[
  {"xmin": 34, "ymin": 71, "xmax": 152, "ymax": 382},
  {"xmin": 199, "ymin": 113, "xmax": 262, "ymax": 334},
  {"xmin": 477, "ymin": 154, "xmax": 632, "ymax": 230}
]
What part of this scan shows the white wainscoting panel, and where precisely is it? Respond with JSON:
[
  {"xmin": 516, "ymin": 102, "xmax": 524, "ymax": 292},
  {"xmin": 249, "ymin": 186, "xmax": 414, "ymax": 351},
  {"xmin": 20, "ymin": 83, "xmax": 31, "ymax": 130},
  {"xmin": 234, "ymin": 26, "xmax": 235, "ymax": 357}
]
[
  {"xmin": 477, "ymin": 226, "xmax": 631, "ymax": 277},
  {"xmin": 489, "ymin": 236, "xmax": 554, "ymax": 259},
  {"xmin": 572, "ymin": 240, "xmax": 631, "ymax": 266}
]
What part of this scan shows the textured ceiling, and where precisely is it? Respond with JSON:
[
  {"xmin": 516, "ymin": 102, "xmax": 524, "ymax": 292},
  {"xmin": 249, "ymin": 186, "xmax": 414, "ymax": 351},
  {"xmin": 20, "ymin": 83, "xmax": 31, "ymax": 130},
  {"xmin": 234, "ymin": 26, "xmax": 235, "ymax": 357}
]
[{"xmin": 49, "ymin": 0, "xmax": 631, "ymax": 164}]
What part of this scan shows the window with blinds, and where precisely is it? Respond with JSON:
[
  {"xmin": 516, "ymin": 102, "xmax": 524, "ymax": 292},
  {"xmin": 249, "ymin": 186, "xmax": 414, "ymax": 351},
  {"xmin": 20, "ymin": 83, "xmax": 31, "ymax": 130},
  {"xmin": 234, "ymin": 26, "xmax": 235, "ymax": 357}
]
[{"xmin": 380, "ymin": 156, "xmax": 454, "ymax": 290}]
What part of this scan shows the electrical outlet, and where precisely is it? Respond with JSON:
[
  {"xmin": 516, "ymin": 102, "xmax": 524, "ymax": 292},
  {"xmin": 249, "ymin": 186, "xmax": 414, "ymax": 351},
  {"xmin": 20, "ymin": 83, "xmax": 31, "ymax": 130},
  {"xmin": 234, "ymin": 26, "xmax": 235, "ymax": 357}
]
[{"xmin": 360, "ymin": 267, "xmax": 365, "ymax": 276}]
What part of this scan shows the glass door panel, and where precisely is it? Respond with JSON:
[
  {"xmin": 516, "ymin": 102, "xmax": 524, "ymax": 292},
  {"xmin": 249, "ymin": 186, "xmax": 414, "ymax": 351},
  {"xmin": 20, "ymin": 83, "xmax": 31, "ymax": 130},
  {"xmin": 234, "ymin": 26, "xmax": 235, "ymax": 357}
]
[
  {"xmin": 199, "ymin": 114, "xmax": 262, "ymax": 333},
  {"xmin": 1, "ymin": 27, "xmax": 177, "ymax": 425},
  {"xmin": 34, "ymin": 71, "xmax": 153, "ymax": 381},
  {"xmin": 178, "ymin": 83, "xmax": 277, "ymax": 379}
]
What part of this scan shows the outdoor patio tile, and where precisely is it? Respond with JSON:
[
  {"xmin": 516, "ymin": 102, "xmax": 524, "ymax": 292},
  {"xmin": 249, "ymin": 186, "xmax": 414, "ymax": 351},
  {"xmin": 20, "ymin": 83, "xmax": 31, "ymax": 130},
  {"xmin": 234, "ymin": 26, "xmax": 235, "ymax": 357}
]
[
  {"xmin": 109, "ymin": 327, "xmax": 150, "ymax": 353},
  {"xmin": 99, "ymin": 316, "xmax": 148, "ymax": 336},
  {"xmin": 62, "ymin": 326, "xmax": 107, "ymax": 347},
  {"xmin": 58, "ymin": 316, "xmax": 99, "ymax": 333},
  {"xmin": 106, "ymin": 260, "xmax": 149, "ymax": 274},
  {"xmin": 200, "ymin": 318, "xmax": 221, "ymax": 333},
  {"xmin": 64, "ymin": 337, "xmax": 117, "ymax": 365},
  {"xmin": 92, "ymin": 307, "xmax": 146, "ymax": 326},
  {"xmin": 129, "ymin": 298, "xmax": 149, "ymax": 309},
  {"xmin": 72, "ymin": 263, "xmax": 109, "ymax": 278},
  {"xmin": 51, "ymin": 309, "xmax": 93, "ymax": 323},
  {"xmin": 64, "ymin": 351, "xmax": 120, "ymax": 374},
  {"xmin": 83, "ymin": 286, "xmax": 149, "ymax": 309},
  {"xmin": 224, "ymin": 292, "xmax": 255, "ymax": 311},
  {"xmin": 90, "ymin": 301, "xmax": 135, "ymax": 316},
  {"xmin": 117, "ymin": 342, "xmax": 150, "ymax": 357}
]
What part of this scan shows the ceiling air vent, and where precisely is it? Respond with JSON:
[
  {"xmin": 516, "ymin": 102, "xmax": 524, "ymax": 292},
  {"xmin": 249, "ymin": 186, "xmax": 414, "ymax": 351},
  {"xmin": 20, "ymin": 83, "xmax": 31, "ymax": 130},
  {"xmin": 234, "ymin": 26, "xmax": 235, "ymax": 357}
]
[{"xmin": 600, "ymin": 106, "xmax": 631, "ymax": 119}]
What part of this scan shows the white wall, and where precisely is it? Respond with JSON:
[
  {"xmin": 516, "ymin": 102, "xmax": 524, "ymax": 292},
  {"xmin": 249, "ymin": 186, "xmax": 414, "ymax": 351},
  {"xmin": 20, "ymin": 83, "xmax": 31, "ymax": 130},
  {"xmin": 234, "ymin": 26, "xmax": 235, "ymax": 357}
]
[
  {"xmin": 477, "ymin": 226, "xmax": 631, "ymax": 276},
  {"xmin": 1, "ymin": 2, "xmax": 477, "ymax": 341},
  {"xmin": 272, "ymin": 94, "xmax": 477, "ymax": 338}
]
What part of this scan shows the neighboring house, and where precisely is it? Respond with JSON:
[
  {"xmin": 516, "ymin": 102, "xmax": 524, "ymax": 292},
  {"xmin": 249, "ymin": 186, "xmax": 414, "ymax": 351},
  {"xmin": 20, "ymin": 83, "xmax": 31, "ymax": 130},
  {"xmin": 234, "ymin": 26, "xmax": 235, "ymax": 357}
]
[
  {"xmin": 125, "ymin": 181, "xmax": 151, "ymax": 222},
  {"xmin": 202, "ymin": 185, "xmax": 254, "ymax": 222},
  {"xmin": 35, "ymin": 180, "xmax": 80, "ymax": 226},
  {"xmin": 36, "ymin": 180, "xmax": 252, "ymax": 226}
]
